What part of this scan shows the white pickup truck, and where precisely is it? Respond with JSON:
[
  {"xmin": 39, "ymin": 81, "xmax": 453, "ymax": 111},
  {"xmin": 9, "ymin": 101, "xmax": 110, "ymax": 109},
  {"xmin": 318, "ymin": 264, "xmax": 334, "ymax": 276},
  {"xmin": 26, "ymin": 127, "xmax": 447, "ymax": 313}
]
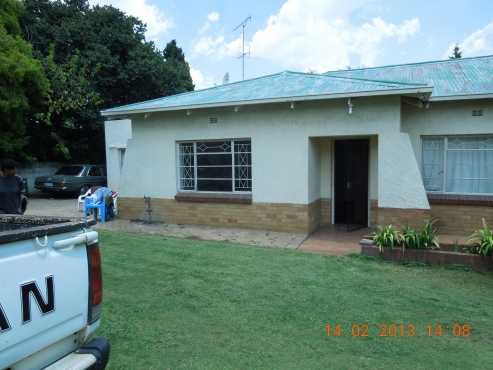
[{"xmin": 0, "ymin": 215, "xmax": 110, "ymax": 370}]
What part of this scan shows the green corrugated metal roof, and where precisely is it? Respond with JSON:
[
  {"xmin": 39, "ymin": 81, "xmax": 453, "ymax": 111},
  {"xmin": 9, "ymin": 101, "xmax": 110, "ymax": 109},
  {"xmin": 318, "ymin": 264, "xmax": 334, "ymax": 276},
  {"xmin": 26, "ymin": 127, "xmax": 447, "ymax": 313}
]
[
  {"xmin": 101, "ymin": 71, "xmax": 429, "ymax": 115},
  {"xmin": 325, "ymin": 55, "xmax": 493, "ymax": 99},
  {"xmin": 102, "ymin": 56, "xmax": 493, "ymax": 116}
]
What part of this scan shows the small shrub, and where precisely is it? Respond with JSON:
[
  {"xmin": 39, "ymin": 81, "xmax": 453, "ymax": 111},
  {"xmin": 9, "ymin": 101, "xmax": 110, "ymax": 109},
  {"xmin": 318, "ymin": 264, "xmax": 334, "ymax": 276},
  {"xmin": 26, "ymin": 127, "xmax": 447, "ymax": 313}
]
[
  {"xmin": 401, "ymin": 225, "xmax": 421, "ymax": 249},
  {"xmin": 372, "ymin": 225, "xmax": 401, "ymax": 252},
  {"xmin": 418, "ymin": 219, "xmax": 439, "ymax": 250},
  {"xmin": 468, "ymin": 218, "xmax": 493, "ymax": 257},
  {"xmin": 381, "ymin": 220, "xmax": 439, "ymax": 250}
]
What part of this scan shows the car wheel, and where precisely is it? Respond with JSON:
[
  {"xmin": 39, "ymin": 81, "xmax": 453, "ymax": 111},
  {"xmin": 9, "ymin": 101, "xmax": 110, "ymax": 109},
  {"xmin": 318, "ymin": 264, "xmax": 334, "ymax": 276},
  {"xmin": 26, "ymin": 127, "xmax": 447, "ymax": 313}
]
[{"xmin": 80, "ymin": 185, "xmax": 90, "ymax": 195}]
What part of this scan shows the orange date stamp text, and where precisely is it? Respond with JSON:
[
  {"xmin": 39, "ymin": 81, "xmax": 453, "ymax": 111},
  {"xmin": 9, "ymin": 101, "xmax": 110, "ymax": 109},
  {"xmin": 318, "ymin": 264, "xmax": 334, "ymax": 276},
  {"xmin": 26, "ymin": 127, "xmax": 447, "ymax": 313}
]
[{"xmin": 324, "ymin": 323, "xmax": 471, "ymax": 337}]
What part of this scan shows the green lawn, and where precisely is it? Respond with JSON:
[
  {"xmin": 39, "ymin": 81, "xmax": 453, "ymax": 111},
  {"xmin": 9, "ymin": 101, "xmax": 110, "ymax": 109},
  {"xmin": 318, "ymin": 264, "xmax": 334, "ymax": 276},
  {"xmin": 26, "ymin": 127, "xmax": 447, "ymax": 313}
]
[{"xmin": 98, "ymin": 231, "xmax": 493, "ymax": 370}]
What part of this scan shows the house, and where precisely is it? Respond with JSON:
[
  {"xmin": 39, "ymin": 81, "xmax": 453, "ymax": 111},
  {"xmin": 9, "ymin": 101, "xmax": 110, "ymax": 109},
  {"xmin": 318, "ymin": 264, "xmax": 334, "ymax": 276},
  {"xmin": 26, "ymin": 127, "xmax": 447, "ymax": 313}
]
[{"xmin": 102, "ymin": 55, "xmax": 493, "ymax": 235}]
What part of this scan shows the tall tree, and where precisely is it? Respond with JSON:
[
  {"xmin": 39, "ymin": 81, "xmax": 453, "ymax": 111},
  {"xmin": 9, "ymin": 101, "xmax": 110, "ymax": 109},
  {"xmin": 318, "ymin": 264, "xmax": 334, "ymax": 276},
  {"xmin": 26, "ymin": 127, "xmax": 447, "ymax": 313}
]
[
  {"xmin": 162, "ymin": 39, "xmax": 195, "ymax": 94},
  {"xmin": 450, "ymin": 44, "xmax": 462, "ymax": 59},
  {"xmin": 0, "ymin": 0, "xmax": 48, "ymax": 160},
  {"xmin": 26, "ymin": 47, "xmax": 102, "ymax": 161},
  {"xmin": 21, "ymin": 0, "xmax": 194, "ymax": 162}
]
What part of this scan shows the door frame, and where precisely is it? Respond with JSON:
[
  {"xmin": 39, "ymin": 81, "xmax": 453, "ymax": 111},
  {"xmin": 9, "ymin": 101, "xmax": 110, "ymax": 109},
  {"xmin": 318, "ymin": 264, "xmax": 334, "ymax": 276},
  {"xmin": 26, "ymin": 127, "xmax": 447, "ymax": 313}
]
[{"xmin": 330, "ymin": 138, "xmax": 371, "ymax": 227}]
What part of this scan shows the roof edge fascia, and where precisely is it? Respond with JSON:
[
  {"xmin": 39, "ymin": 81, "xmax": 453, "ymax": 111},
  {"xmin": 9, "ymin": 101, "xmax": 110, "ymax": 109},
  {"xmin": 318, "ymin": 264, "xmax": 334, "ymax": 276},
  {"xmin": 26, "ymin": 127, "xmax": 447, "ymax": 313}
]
[{"xmin": 101, "ymin": 86, "xmax": 432, "ymax": 117}]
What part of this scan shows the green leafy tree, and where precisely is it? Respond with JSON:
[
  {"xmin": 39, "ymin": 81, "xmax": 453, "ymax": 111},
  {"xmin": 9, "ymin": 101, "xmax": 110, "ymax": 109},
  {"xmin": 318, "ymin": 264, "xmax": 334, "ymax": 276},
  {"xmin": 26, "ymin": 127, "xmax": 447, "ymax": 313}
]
[
  {"xmin": 26, "ymin": 47, "xmax": 102, "ymax": 160},
  {"xmin": 0, "ymin": 0, "xmax": 48, "ymax": 160},
  {"xmin": 162, "ymin": 39, "xmax": 194, "ymax": 93},
  {"xmin": 449, "ymin": 44, "xmax": 462, "ymax": 59},
  {"xmin": 21, "ymin": 0, "xmax": 194, "ymax": 162}
]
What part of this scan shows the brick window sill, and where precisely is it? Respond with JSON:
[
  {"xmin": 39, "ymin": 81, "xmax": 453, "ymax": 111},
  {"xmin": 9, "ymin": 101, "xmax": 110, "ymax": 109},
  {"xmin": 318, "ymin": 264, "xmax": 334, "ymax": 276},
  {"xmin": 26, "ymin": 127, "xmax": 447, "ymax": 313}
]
[
  {"xmin": 175, "ymin": 192, "xmax": 252, "ymax": 204},
  {"xmin": 428, "ymin": 193, "xmax": 493, "ymax": 206}
]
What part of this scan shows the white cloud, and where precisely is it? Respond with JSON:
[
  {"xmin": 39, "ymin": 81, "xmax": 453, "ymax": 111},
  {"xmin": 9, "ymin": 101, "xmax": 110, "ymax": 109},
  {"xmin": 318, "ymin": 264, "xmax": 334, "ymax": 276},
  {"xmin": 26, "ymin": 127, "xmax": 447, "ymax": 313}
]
[
  {"xmin": 199, "ymin": 11, "xmax": 221, "ymax": 34},
  {"xmin": 249, "ymin": 0, "xmax": 420, "ymax": 71},
  {"xmin": 190, "ymin": 67, "xmax": 220, "ymax": 89},
  {"xmin": 350, "ymin": 17, "xmax": 420, "ymax": 66},
  {"xmin": 89, "ymin": 0, "xmax": 172, "ymax": 41},
  {"xmin": 445, "ymin": 21, "xmax": 493, "ymax": 57},
  {"xmin": 193, "ymin": 35, "xmax": 241, "ymax": 58},
  {"xmin": 190, "ymin": 67, "xmax": 205, "ymax": 89},
  {"xmin": 193, "ymin": 0, "xmax": 420, "ymax": 72},
  {"xmin": 193, "ymin": 36, "xmax": 226, "ymax": 56},
  {"xmin": 208, "ymin": 11, "xmax": 220, "ymax": 23}
]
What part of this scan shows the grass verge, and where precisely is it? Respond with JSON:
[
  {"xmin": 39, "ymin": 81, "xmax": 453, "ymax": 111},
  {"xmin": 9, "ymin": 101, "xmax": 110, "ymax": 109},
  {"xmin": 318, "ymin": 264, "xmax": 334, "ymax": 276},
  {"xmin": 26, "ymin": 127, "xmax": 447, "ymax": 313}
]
[{"xmin": 98, "ymin": 231, "xmax": 493, "ymax": 370}]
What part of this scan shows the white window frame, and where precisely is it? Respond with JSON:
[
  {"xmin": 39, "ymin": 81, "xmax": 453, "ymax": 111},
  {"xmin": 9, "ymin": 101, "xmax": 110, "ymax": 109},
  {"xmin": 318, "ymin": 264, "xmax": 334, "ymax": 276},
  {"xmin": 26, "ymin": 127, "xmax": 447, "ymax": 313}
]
[
  {"xmin": 176, "ymin": 138, "xmax": 252, "ymax": 194},
  {"xmin": 421, "ymin": 135, "xmax": 493, "ymax": 196}
]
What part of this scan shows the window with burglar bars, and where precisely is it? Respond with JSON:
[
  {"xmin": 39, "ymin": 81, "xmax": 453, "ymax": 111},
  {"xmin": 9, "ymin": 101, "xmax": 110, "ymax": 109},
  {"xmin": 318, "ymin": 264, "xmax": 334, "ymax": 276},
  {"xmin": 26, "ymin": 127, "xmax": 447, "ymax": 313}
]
[
  {"xmin": 178, "ymin": 139, "xmax": 252, "ymax": 192},
  {"xmin": 422, "ymin": 135, "xmax": 493, "ymax": 194}
]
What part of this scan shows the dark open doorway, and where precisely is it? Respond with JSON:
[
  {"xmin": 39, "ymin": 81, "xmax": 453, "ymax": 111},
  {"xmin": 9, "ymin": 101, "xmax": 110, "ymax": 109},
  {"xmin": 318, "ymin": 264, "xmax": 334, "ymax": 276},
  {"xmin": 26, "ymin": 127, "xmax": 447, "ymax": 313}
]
[{"xmin": 334, "ymin": 139, "xmax": 369, "ymax": 230}]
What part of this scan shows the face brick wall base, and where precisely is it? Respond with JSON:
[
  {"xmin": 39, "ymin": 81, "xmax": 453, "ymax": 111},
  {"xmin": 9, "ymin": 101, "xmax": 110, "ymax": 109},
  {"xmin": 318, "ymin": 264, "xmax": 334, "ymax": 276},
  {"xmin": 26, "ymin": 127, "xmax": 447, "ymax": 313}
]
[
  {"xmin": 119, "ymin": 197, "xmax": 319, "ymax": 234},
  {"xmin": 370, "ymin": 200, "xmax": 431, "ymax": 229},
  {"xmin": 430, "ymin": 204, "xmax": 493, "ymax": 235},
  {"xmin": 370, "ymin": 200, "xmax": 492, "ymax": 235},
  {"xmin": 320, "ymin": 198, "xmax": 331, "ymax": 226},
  {"xmin": 119, "ymin": 198, "xmax": 490, "ymax": 236}
]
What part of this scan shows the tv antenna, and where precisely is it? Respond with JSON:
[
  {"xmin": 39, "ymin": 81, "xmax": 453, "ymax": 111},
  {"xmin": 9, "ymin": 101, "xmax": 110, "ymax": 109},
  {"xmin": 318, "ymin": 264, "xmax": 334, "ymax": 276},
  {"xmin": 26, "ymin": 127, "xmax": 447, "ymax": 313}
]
[{"xmin": 233, "ymin": 16, "xmax": 251, "ymax": 80}]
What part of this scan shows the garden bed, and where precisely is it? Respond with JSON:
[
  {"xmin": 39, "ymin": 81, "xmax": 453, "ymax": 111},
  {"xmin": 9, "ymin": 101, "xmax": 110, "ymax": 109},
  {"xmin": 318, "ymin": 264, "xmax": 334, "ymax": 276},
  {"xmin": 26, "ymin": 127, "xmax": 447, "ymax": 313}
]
[{"xmin": 360, "ymin": 239, "xmax": 493, "ymax": 273}]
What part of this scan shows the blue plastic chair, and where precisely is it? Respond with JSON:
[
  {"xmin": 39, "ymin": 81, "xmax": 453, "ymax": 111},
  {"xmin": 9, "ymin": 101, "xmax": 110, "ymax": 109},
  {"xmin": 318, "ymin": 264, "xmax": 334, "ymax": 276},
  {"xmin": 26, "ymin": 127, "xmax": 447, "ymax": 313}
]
[{"xmin": 84, "ymin": 196, "xmax": 106, "ymax": 224}]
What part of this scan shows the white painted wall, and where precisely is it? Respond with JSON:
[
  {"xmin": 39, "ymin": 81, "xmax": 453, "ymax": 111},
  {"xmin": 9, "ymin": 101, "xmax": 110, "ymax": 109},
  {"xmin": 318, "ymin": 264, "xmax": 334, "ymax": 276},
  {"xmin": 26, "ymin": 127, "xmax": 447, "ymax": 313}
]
[
  {"xmin": 378, "ymin": 131, "xmax": 429, "ymax": 209},
  {"xmin": 308, "ymin": 139, "xmax": 321, "ymax": 203},
  {"xmin": 402, "ymin": 99, "xmax": 493, "ymax": 166},
  {"xmin": 104, "ymin": 119, "xmax": 132, "ymax": 191},
  {"xmin": 319, "ymin": 140, "xmax": 332, "ymax": 199},
  {"xmin": 110, "ymin": 95, "xmax": 431, "ymax": 209}
]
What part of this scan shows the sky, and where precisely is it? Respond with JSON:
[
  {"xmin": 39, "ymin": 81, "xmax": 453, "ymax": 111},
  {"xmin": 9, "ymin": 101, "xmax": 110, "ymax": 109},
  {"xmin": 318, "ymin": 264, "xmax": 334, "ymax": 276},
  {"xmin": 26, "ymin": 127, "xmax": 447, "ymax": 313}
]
[{"xmin": 89, "ymin": 0, "xmax": 493, "ymax": 89}]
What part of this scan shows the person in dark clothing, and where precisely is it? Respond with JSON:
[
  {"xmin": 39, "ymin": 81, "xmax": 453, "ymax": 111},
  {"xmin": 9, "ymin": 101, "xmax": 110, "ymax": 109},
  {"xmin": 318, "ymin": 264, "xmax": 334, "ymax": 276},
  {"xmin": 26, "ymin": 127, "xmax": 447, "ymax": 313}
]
[{"xmin": 0, "ymin": 159, "xmax": 23, "ymax": 214}]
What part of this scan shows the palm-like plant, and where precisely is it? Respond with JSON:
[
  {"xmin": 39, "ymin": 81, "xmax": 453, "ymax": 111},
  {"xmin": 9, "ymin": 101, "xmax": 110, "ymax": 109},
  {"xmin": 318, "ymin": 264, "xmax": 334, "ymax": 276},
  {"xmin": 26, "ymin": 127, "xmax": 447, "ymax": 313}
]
[
  {"xmin": 372, "ymin": 225, "xmax": 401, "ymax": 252},
  {"xmin": 419, "ymin": 219, "xmax": 440, "ymax": 250},
  {"xmin": 468, "ymin": 218, "xmax": 493, "ymax": 257},
  {"xmin": 401, "ymin": 225, "xmax": 421, "ymax": 250}
]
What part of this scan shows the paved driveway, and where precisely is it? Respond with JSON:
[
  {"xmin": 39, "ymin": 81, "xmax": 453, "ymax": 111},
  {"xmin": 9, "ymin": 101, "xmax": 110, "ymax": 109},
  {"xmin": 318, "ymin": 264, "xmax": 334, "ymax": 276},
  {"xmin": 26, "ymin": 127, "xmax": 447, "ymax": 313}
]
[
  {"xmin": 24, "ymin": 196, "xmax": 369, "ymax": 253},
  {"xmin": 25, "ymin": 194, "xmax": 81, "ymax": 218},
  {"xmin": 21, "ymin": 197, "xmax": 471, "ymax": 256},
  {"xmin": 98, "ymin": 219, "xmax": 306, "ymax": 249},
  {"xmin": 23, "ymin": 195, "xmax": 307, "ymax": 249}
]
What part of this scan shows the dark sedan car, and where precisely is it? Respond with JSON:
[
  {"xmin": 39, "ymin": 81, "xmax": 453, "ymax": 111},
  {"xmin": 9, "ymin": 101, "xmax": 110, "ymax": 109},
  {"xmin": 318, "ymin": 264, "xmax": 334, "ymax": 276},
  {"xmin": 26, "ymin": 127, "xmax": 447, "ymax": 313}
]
[{"xmin": 35, "ymin": 164, "xmax": 106, "ymax": 194}]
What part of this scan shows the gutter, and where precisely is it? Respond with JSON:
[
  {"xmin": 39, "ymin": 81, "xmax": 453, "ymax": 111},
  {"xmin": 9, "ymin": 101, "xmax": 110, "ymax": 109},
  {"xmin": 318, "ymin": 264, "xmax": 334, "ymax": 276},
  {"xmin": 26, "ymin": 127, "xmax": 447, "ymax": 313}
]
[
  {"xmin": 429, "ymin": 93, "xmax": 493, "ymax": 101},
  {"xmin": 101, "ymin": 86, "xmax": 432, "ymax": 117}
]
